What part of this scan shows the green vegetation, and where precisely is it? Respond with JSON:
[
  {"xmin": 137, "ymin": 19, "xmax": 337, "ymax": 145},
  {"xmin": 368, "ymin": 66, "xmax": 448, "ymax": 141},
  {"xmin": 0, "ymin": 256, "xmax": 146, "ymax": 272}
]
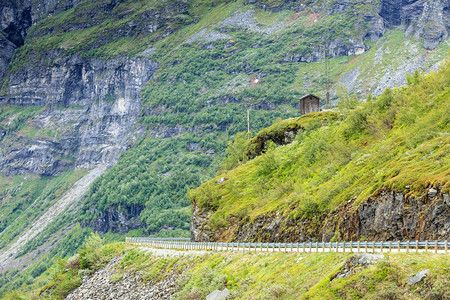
[
  {"xmin": 2, "ymin": 233, "xmax": 125, "ymax": 299},
  {"xmin": 1, "ymin": 0, "xmax": 449, "ymax": 296},
  {"xmin": 189, "ymin": 59, "xmax": 450, "ymax": 237},
  {"xmin": 0, "ymin": 105, "xmax": 44, "ymax": 135},
  {"xmin": 0, "ymin": 169, "xmax": 91, "ymax": 296},
  {"xmin": 10, "ymin": 241, "xmax": 449, "ymax": 299}
]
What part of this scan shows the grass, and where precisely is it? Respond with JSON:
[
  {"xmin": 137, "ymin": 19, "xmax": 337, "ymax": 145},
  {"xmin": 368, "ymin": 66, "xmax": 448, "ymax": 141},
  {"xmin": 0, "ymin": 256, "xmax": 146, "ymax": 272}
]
[
  {"xmin": 14, "ymin": 244, "xmax": 449, "ymax": 299},
  {"xmin": 189, "ymin": 58, "xmax": 450, "ymax": 240}
]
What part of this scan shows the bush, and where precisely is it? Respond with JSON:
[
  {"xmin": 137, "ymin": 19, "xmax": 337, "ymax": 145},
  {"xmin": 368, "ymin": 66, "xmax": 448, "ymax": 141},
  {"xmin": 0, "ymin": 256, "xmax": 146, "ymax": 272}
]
[
  {"xmin": 219, "ymin": 132, "xmax": 252, "ymax": 173},
  {"xmin": 66, "ymin": 254, "xmax": 80, "ymax": 270},
  {"xmin": 78, "ymin": 233, "xmax": 106, "ymax": 271}
]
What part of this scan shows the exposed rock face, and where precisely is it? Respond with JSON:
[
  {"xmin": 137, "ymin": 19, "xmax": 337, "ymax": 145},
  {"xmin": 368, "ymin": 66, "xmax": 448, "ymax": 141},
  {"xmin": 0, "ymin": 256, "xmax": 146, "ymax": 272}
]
[
  {"xmin": 191, "ymin": 189, "xmax": 450, "ymax": 242},
  {"xmin": 66, "ymin": 255, "xmax": 185, "ymax": 300},
  {"xmin": 2, "ymin": 55, "xmax": 156, "ymax": 107},
  {"xmin": 327, "ymin": 190, "xmax": 450, "ymax": 241},
  {"xmin": 0, "ymin": 33, "xmax": 16, "ymax": 82},
  {"xmin": 89, "ymin": 204, "xmax": 146, "ymax": 235},
  {"xmin": 0, "ymin": 0, "xmax": 32, "ymax": 47},
  {"xmin": 258, "ymin": 0, "xmax": 449, "ymax": 56},
  {"xmin": 0, "ymin": 56, "xmax": 156, "ymax": 175},
  {"xmin": 332, "ymin": 253, "xmax": 384, "ymax": 280},
  {"xmin": 0, "ymin": 0, "xmax": 84, "ymax": 82},
  {"xmin": 403, "ymin": 0, "xmax": 449, "ymax": 50}
]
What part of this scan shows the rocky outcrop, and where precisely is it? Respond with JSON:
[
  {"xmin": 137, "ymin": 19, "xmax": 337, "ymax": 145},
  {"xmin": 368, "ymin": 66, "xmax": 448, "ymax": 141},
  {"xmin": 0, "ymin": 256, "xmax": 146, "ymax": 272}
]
[
  {"xmin": 332, "ymin": 253, "xmax": 384, "ymax": 280},
  {"xmin": 0, "ymin": 0, "xmax": 83, "ymax": 82},
  {"xmin": 1, "ymin": 55, "xmax": 156, "ymax": 107},
  {"xmin": 402, "ymin": 0, "xmax": 449, "ymax": 50},
  {"xmin": 325, "ymin": 189, "xmax": 450, "ymax": 241},
  {"xmin": 0, "ymin": 56, "xmax": 156, "ymax": 175},
  {"xmin": 0, "ymin": 32, "xmax": 16, "ymax": 83},
  {"xmin": 89, "ymin": 204, "xmax": 146, "ymax": 235},
  {"xmin": 191, "ymin": 188, "xmax": 450, "ymax": 242},
  {"xmin": 65, "ymin": 255, "xmax": 185, "ymax": 300}
]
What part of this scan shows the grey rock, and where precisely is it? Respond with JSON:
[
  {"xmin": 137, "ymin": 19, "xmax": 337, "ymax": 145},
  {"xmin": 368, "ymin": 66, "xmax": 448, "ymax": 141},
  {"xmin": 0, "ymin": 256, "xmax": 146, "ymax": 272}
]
[
  {"xmin": 428, "ymin": 188, "xmax": 438, "ymax": 198},
  {"xmin": 217, "ymin": 177, "xmax": 228, "ymax": 185},
  {"xmin": 407, "ymin": 269, "xmax": 430, "ymax": 285},
  {"xmin": 206, "ymin": 288, "xmax": 230, "ymax": 300},
  {"xmin": 193, "ymin": 187, "xmax": 450, "ymax": 242},
  {"xmin": 88, "ymin": 205, "xmax": 146, "ymax": 235},
  {"xmin": 333, "ymin": 253, "xmax": 384, "ymax": 279},
  {"xmin": 0, "ymin": 55, "xmax": 156, "ymax": 175},
  {"xmin": 186, "ymin": 143, "xmax": 201, "ymax": 152},
  {"xmin": 0, "ymin": 32, "xmax": 16, "ymax": 82},
  {"xmin": 444, "ymin": 194, "xmax": 450, "ymax": 206}
]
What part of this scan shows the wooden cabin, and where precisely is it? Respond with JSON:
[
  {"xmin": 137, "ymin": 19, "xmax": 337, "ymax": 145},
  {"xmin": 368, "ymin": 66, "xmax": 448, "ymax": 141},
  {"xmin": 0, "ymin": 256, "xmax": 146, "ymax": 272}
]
[{"xmin": 299, "ymin": 94, "xmax": 320, "ymax": 115}]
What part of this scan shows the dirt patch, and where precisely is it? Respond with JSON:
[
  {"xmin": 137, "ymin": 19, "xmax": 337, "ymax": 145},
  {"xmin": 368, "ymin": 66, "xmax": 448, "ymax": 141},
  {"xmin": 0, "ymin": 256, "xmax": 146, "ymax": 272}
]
[
  {"xmin": 346, "ymin": 56, "xmax": 361, "ymax": 65},
  {"xmin": 308, "ymin": 13, "xmax": 320, "ymax": 24},
  {"xmin": 288, "ymin": 11, "xmax": 303, "ymax": 23},
  {"xmin": 250, "ymin": 76, "xmax": 260, "ymax": 87}
]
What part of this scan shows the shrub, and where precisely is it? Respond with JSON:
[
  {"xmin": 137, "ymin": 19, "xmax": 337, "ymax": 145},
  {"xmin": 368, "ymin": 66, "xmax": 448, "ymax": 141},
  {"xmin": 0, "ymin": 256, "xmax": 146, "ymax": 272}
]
[
  {"xmin": 66, "ymin": 254, "xmax": 80, "ymax": 270},
  {"xmin": 78, "ymin": 233, "xmax": 106, "ymax": 271}
]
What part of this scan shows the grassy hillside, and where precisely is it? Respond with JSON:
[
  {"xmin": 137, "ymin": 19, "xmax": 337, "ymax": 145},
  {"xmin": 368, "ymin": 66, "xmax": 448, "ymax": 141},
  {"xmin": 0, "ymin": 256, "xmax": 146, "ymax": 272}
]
[
  {"xmin": 189, "ymin": 58, "xmax": 450, "ymax": 240},
  {"xmin": 7, "ymin": 237, "xmax": 449, "ymax": 299}
]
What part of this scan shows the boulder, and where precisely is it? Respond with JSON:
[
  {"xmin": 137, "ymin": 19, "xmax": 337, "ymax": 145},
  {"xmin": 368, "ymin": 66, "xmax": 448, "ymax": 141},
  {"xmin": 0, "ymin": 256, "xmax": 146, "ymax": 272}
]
[
  {"xmin": 206, "ymin": 288, "xmax": 230, "ymax": 300},
  {"xmin": 407, "ymin": 269, "xmax": 430, "ymax": 285}
]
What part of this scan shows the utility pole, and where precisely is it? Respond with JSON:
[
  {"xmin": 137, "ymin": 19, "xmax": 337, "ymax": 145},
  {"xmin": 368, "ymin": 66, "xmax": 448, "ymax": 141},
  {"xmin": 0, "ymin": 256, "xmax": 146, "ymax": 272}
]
[
  {"xmin": 324, "ymin": 0, "xmax": 330, "ymax": 106},
  {"xmin": 247, "ymin": 109, "xmax": 250, "ymax": 133}
]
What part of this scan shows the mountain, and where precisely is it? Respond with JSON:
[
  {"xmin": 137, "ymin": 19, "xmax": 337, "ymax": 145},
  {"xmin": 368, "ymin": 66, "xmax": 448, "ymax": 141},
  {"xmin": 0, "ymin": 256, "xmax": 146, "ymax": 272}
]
[{"xmin": 0, "ymin": 0, "xmax": 448, "ymax": 295}]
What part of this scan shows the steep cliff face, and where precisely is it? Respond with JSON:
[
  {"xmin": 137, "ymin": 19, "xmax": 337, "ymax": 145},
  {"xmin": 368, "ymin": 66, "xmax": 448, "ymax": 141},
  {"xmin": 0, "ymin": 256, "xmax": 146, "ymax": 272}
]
[
  {"xmin": 0, "ymin": 0, "xmax": 85, "ymax": 81},
  {"xmin": 191, "ymin": 190, "xmax": 449, "ymax": 242},
  {"xmin": 0, "ymin": 56, "xmax": 156, "ymax": 175},
  {"xmin": 89, "ymin": 204, "xmax": 146, "ymax": 234}
]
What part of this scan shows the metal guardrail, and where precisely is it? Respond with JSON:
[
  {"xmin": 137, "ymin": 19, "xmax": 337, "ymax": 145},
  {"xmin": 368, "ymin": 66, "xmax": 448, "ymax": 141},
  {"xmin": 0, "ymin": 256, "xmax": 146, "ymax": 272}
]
[{"xmin": 126, "ymin": 238, "xmax": 449, "ymax": 254}]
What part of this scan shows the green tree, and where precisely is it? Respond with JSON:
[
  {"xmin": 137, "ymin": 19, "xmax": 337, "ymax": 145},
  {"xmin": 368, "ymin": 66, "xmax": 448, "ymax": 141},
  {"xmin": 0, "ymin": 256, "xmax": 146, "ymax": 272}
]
[
  {"xmin": 336, "ymin": 84, "xmax": 359, "ymax": 110},
  {"xmin": 219, "ymin": 132, "xmax": 252, "ymax": 173}
]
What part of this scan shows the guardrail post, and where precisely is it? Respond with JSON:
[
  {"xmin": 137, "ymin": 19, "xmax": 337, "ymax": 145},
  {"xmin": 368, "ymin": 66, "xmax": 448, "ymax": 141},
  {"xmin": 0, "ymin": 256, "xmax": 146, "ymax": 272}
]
[
  {"xmin": 316, "ymin": 242, "xmax": 318, "ymax": 253},
  {"xmin": 309, "ymin": 242, "xmax": 312, "ymax": 253},
  {"xmin": 365, "ymin": 241, "xmax": 368, "ymax": 253},
  {"xmin": 350, "ymin": 241, "xmax": 352, "ymax": 253},
  {"xmin": 372, "ymin": 241, "xmax": 375, "ymax": 253},
  {"xmin": 291, "ymin": 243, "xmax": 293, "ymax": 253},
  {"xmin": 336, "ymin": 241, "xmax": 339, "ymax": 253},
  {"xmin": 425, "ymin": 241, "xmax": 428, "ymax": 253},
  {"xmin": 435, "ymin": 241, "xmax": 438, "ymax": 253},
  {"xmin": 343, "ymin": 241, "xmax": 345, "ymax": 253},
  {"xmin": 407, "ymin": 241, "xmax": 410, "ymax": 253},
  {"xmin": 329, "ymin": 241, "xmax": 332, "ymax": 253},
  {"xmin": 388, "ymin": 241, "xmax": 391, "ymax": 253},
  {"xmin": 380, "ymin": 241, "xmax": 383, "ymax": 253},
  {"xmin": 303, "ymin": 242, "xmax": 306, "ymax": 253}
]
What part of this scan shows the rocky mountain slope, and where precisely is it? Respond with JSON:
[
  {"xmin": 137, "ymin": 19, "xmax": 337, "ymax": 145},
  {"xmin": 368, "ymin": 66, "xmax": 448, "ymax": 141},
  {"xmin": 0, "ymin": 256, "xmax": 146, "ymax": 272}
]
[{"xmin": 0, "ymin": 0, "xmax": 449, "ymax": 296}]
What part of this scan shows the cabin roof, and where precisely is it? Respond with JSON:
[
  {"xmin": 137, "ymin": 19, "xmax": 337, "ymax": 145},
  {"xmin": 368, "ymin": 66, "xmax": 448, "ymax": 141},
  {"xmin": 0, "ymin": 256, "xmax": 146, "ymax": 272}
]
[{"xmin": 299, "ymin": 94, "xmax": 320, "ymax": 101}]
